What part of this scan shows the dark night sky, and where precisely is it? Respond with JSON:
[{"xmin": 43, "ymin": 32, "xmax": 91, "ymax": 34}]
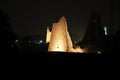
[{"xmin": 0, "ymin": 0, "xmax": 120, "ymax": 41}]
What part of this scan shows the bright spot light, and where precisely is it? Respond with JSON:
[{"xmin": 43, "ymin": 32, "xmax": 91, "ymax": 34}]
[
  {"xmin": 38, "ymin": 40, "xmax": 43, "ymax": 44},
  {"xmin": 15, "ymin": 40, "xmax": 18, "ymax": 42},
  {"xmin": 104, "ymin": 26, "xmax": 108, "ymax": 35},
  {"xmin": 97, "ymin": 51, "xmax": 101, "ymax": 54},
  {"xmin": 40, "ymin": 40, "xmax": 43, "ymax": 43}
]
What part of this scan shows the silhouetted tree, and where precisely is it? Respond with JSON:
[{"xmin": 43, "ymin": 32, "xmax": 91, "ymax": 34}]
[
  {"xmin": 79, "ymin": 12, "xmax": 105, "ymax": 52},
  {"xmin": 0, "ymin": 9, "xmax": 17, "ymax": 51}
]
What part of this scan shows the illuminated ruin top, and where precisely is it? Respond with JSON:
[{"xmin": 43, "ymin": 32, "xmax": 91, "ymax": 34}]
[{"xmin": 46, "ymin": 16, "xmax": 84, "ymax": 53}]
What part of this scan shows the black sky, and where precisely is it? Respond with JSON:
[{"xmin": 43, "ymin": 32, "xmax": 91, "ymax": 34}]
[{"xmin": 0, "ymin": 0, "xmax": 120, "ymax": 41}]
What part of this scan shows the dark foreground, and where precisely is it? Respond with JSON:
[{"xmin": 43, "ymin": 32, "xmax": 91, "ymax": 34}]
[{"xmin": 6, "ymin": 51, "xmax": 119, "ymax": 72}]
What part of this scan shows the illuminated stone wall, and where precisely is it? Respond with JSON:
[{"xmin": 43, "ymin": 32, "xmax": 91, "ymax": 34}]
[
  {"xmin": 66, "ymin": 30, "xmax": 73, "ymax": 51},
  {"xmin": 46, "ymin": 27, "xmax": 51, "ymax": 43},
  {"xmin": 48, "ymin": 17, "xmax": 67, "ymax": 52},
  {"xmin": 47, "ymin": 16, "xmax": 84, "ymax": 53}
]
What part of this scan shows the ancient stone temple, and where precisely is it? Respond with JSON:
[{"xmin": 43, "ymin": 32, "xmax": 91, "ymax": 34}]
[{"xmin": 46, "ymin": 16, "xmax": 84, "ymax": 53}]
